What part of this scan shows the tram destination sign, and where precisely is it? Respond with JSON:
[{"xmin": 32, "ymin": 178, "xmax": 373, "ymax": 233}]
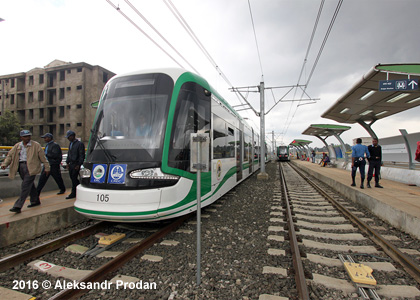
[{"xmin": 379, "ymin": 79, "xmax": 418, "ymax": 91}]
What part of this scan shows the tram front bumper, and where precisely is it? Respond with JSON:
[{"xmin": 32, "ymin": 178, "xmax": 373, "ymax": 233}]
[{"xmin": 74, "ymin": 185, "xmax": 162, "ymax": 221}]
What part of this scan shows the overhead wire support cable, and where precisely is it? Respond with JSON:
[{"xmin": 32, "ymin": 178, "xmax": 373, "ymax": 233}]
[
  {"xmin": 124, "ymin": 0, "xmax": 200, "ymax": 74},
  {"xmin": 305, "ymin": 0, "xmax": 343, "ymax": 87},
  {"xmin": 163, "ymin": 0, "xmax": 234, "ymax": 88},
  {"xmin": 105, "ymin": 0, "xmax": 185, "ymax": 69},
  {"xmin": 247, "ymin": 0, "xmax": 264, "ymax": 81},
  {"xmin": 283, "ymin": 0, "xmax": 325, "ymax": 139},
  {"xmin": 283, "ymin": 0, "xmax": 343, "ymax": 138}
]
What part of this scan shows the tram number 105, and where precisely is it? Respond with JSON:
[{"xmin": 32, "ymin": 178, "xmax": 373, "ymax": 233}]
[{"xmin": 97, "ymin": 194, "xmax": 110, "ymax": 202}]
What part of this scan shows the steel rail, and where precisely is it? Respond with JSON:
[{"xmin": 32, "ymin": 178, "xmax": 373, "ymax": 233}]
[
  {"xmin": 279, "ymin": 163, "xmax": 310, "ymax": 300},
  {"xmin": 49, "ymin": 214, "xmax": 191, "ymax": 300},
  {"xmin": 288, "ymin": 161, "xmax": 420, "ymax": 285},
  {"xmin": 0, "ymin": 222, "xmax": 106, "ymax": 273}
]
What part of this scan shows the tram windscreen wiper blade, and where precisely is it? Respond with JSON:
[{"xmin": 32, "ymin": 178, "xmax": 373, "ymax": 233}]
[{"xmin": 90, "ymin": 129, "xmax": 116, "ymax": 163}]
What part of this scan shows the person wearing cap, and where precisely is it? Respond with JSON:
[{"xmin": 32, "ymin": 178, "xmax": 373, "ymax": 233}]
[
  {"xmin": 1, "ymin": 130, "xmax": 50, "ymax": 213},
  {"xmin": 65, "ymin": 130, "xmax": 85, "ymax": 199},
  {"xmin": 36, "ymin": 133, "xmax": 66, "ymax": 196}
]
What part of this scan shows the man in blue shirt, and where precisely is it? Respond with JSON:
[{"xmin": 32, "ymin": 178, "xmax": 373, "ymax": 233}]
[{"xmin": 351, "ymin": 138, "xmax": 370, "ymax": 189}]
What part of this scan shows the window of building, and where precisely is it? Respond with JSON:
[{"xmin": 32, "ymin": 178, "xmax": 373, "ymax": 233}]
[
  {"xmin": 77, "ymin": 67, "xmax": 82, "ymax": 72},
  {"xmin": 59, "ymin": 124, "xmax": 65, "ymax": 135},
  {"xmin": 76, "ymin": 104, "xmax": 82, "ymax": 109},
  {"xmin": 67, "ymin": 105, "xmax": 71, "ymax": 109},
  {"xmin": 11, "ymin": 94, "xmax": 15, "ymax": 104},
  {"xmin": 29, "ymin": 75, "xmax": 34, "ymax": 86},
  {"xmin": 28, "ymin": 92, "xmax": 34, "ymax": 103},
  {"xmin": 77, "ymin": 85, "xmax": 82, "ymax": 90},
  {"xmin": 59, "ymin": 88, "xmax": 65, "ymax": 100},
  {"xmin": 10, "ymin": 78, "xmax": 15, "ymax": 88},
  {"xmin": 77, "ymin": 123, "xmax": 82, "ymax": 127},
  {"xmin": 66, "ymin": 86, "xmax": 71, "ymax": 91},
  {"xmin": 103, "ymin": 72, "xmax": 108, "ymax": 83},
  {"xmin": 47, "ymin": 90, "xmax": 56, "ymax": 105},
  {"xmin": 67, "ymin": 69, "xmax": 71, "ymax": 74},
  {"xmin": 29, "ymin": 109, "xmax": 34, "ymax": 119},
  {"xmin": 59, "ymin": 106, "xmax": 65, "ymax": 118},
  {"xmin": 39, "ymin": 74, "xmax": 44, "ymax": 84},
  {"xmin": 60, "ymin": 70, "xmax": 65, "ymax": 81},
  {"xmin": 39, "ymin": 125, "xmax": 44, "ymax": 136},
  {"xmin": 38, "ymin": 90, "xmax": 44, "ymax": 101},
  {"xmin": 66, "ymin": 123, "xmax": 71, "ymax": 127},
  {"xmin": 39, "ymin": 108, "xmax": 44, "ymax": 118}
]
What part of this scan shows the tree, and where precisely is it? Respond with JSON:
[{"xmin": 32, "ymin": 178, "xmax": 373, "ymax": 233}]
[{"xmin": 0, "ymin": 110, "xmax": 22, "ymax": 145}]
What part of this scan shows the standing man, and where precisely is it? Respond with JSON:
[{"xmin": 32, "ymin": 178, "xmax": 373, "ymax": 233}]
[
  {"xmin": 351, "ymin": 138, "xmax": 370, "ymax": 189},
  {"xmin": 65, "ymin": 130, "xmax": 85, "ymax": 199},
  {"xmin": 311, "ymin": 150, "xmax": 316, "ymax": 163},
  {"xmin": 367, "ymin": 138, "xmax": 383, "ymax": 188},
  {"xmin": 37, "ymin": 133, "xmax": 66, "ymax": 196},
  {"xmin": 1, "ymin": 130, "xmax": 50, "ymax": 213}
]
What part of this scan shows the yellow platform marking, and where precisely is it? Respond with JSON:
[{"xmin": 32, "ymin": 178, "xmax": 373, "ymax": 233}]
[
  {"xmin": 343, "ymin": 262, "xmax": 376, "ymax": 285},
  {"xmin": 98, "ymin": 232, "xmax": 126, "ymax": 245}
]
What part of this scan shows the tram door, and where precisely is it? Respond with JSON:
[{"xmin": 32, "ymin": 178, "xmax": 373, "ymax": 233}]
[{"xmin": 236, "ymin": 128, "xmax": 243, "ymax": 181}]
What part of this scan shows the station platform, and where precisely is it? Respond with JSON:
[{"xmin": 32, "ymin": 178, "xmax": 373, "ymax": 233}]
[
  {"xmin": 290, "ymin": 159, "xmax": 420, "ymax": 239},
  {"xmin": 0, "ymin": 189, "xmax": 86, "ymax": 248}
]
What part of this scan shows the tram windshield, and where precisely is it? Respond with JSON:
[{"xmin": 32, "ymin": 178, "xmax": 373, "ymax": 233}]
[
  {"xmin": 87, "ymin": 73, "xmax": 173, "ymax": 162},
  {"xmin": 279, "ymin": 146, "xmax": 288, "ymax": 154}
]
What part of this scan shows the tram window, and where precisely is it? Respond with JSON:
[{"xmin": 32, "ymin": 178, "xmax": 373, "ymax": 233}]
[
  {"xmin": 169, "ymin": 82, "xmax": 210, "ymax": 171},
  {"xmin": 213, "ymin": 115, "xmax": 227, "ymax": 159}
]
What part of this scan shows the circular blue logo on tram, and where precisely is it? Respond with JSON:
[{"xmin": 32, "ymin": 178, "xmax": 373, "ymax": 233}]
[
  {"xmin": 108, "ymin": 164, "xmax": 127, "ymax": 184},
  {"xmin": 91, "ymin": 164, "xmax": 107, "ymax": 183}
]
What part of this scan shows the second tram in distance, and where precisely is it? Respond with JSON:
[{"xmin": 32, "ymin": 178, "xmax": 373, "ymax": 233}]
[{"xmin": 277, "ymin": 145, "xmax": 290, "ymax": 161}]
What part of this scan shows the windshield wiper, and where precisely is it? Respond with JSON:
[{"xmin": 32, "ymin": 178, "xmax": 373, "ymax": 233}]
[{"xmin": 90, "ymin": 129, "xmax": 116, "ymax": 163}]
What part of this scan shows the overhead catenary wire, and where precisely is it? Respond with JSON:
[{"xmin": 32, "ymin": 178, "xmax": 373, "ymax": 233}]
[
  {"xmin": 163, "ymin": 0, "xmax": 234, "ymax": 88},
  {"xmin": 247, "ymin": 0, "xmax": 264, "ymax": 81},
  {"xmin": 105, "ymin": 0, "xmax": 186, "ymax": 69},
  {"xmin": 283, "ymin": 0, "xmax": 325, "ymax": 138},
  {"xmin": 283, "ymin": 0, "xmax": 343, "ymax": 138},
  {"xmin": 124, "ymin": 0, "xmax": 200, "ymax": 74},
  {"xmin": 163, "ymin": 0, "xmax": 255, "ymax": 121}
]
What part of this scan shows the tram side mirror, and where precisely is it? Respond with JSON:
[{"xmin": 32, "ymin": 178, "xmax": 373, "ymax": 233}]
[{"xmin": 91, "ymin": 100, "xmax": 99, "ymax": 108}]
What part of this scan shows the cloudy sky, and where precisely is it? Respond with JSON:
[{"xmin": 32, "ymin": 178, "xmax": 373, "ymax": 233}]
[{"xmin": 1, "ymin": 0, "xmax": 420, "ymax": 148}]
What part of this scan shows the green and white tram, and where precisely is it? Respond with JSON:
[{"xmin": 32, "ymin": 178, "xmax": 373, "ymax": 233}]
[{"xmin": 75, "ymin": 68, "xmax": 261, "ymax": 222}]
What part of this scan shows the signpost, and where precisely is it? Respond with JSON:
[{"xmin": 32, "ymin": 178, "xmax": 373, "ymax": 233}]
[
  {"xmin": 190, "ymin": 133, "xmax": 209, "ymax": 286},
  {"xmin": 379, "ymin": 79, "xmax": 418, "ymax": 91}
]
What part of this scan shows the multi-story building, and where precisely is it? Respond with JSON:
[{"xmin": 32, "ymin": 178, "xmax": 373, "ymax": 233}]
[{"xmin": 0, "ymin": 59, "xmax": 115, "ymax": 146}]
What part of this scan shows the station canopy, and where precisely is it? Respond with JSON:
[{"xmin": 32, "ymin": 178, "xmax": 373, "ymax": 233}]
[
  {"xmin": 322, "ymin": 64, "xmax": 420, "ymax": 124},
  {"xmin": 290, "ymin": 139, "xmax": 312, "ymax": 147},
  {"xmin": 302, "ymin": 124, "xmax": 351, "ymax": 138}
]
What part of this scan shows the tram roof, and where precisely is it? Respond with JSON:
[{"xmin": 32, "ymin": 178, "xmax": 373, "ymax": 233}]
[
  {"xmin": 302, "ymin": 124, "xmax": 351, "ymax": 138},
  {"xmin": 289, "ymin": 139, "xmax": 312, "ymax": 147},
  {"xmin": 321, "ymin": 63, "xmax": 420, "ymax": 124}
]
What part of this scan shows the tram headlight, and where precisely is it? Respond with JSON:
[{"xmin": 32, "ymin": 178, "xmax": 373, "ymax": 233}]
[
  {"xmin": 80, "ymin": 167, "xmax": 91, "ymax": 178},
  {"xmin": 129, "ymin": 168, "xmax": 179, "ymax": 180}
]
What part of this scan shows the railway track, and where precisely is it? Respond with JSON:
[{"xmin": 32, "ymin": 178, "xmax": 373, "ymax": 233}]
[
  {"xmin": 268, "ymin": 162, "xmax": 420, "ymax": 299},
  {"xmin": 0, "ymin": 215, "xmax": 191, "ymax": 299}
]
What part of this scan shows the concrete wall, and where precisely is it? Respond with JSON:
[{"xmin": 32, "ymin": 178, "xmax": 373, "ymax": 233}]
[{"xmin": 0, "ymin": 171, "xmax": 73, "ymax": 199}]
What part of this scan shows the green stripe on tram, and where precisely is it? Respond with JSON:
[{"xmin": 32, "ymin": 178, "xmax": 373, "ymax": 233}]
[{"xmin": 76, "ymin": 166, "xmax": 238, "ymax": 217}]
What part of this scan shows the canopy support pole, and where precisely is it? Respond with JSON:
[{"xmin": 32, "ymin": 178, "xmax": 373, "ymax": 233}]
[
  {"xmin": 399, "ymin": 129, "xmax": 415, "ymax": 170},
  {"xmin": 357, "ymin": 120, "xmax": 378, "ymax": 140}
]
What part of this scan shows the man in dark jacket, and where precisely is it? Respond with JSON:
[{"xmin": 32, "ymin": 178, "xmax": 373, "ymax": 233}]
[
  {"xmin": 37, "ymin": 133, "xmax": 66, "ymax": 196},
  {"xmin": 65, "ymin": 130, "xmax": 85, "ymax": 199},
  {"xmin": 367, "ymin": 138, "xmax": 383, "ymax": 188}
]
